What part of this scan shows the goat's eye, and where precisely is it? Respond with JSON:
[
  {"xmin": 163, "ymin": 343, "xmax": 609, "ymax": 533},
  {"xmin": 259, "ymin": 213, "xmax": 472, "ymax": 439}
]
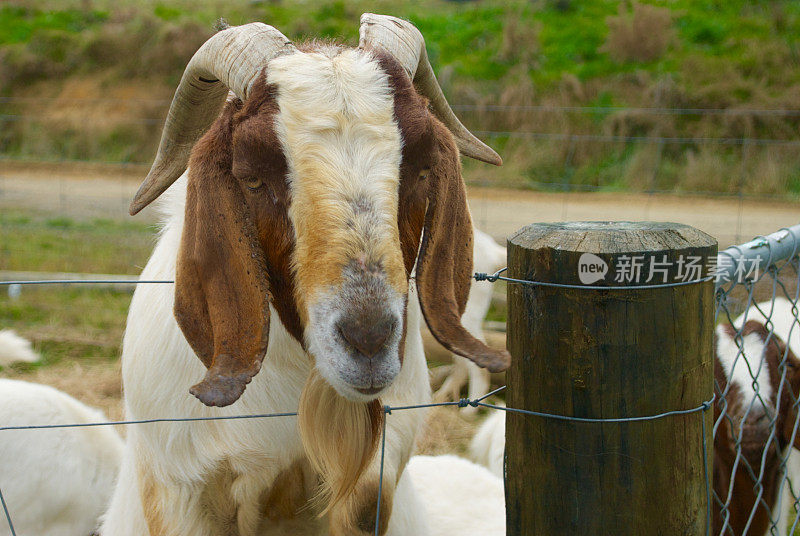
[
  {"xmin": 243, "ymin": 177, "xmax": 263, "ymax": 190},
  {"xmin": 419, "ymin": 167, "xmax": 430, "ymax": 180}
]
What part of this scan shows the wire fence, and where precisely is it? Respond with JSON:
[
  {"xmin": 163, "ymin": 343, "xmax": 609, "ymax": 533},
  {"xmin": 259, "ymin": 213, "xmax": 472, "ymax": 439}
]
[
  {"xmin": 3, "ymin": 98, "xmax": 800, "ymax": 198},
  {"xmin": 712, "ymin": 224, "xmax": 800, "ymax": 535},
  {"xmin": 1, "ymin": 222, "xmax": 800, "ymax": 534}
]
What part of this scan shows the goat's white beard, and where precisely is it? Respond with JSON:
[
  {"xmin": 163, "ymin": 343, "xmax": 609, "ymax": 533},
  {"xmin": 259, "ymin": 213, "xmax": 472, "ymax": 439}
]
[{"xmin": 298, "ymin": 369, "xmax": 383, "ymax": 516}]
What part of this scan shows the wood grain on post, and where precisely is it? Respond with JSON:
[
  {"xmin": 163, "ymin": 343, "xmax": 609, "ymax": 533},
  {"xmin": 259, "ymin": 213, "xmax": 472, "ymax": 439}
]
[{"xmin": 505, "ymin": 221, "xmax": 716, "ymax": 536}]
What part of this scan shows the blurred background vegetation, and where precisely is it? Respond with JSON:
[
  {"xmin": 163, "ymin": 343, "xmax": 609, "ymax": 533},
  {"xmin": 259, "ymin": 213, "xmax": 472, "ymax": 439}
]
[{"xmin": 1, "ymin": 0, "xmax": 799, "ymax": 196}]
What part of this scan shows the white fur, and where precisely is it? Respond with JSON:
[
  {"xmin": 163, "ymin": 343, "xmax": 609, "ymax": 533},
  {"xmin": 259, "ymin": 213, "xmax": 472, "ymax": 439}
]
[
  {"xmin": 0, "ymin": 379, "xmax": 123, "ymax": 536},
  {"xmin": 436, "ymin": 228, "xmax": 505, "ymax": 406},
  {"xmin": 716, "ymin": 324, "xmax": 774, "ymax": 406},
  {"xmin": 0, "ymin": 330, "xmax": 40, "ymax": 366},
  {"xmin": 469, "ymin": 408, "xmax": 505, "ymax": 479},
  {"xmin": 268, "ymin": 48, "xmax": 408, "ymax": 401},
  {"xmin": 393, "ymin": 455, "xmax": 505, "ymax": 536},
  {"xmin": 101, "ymin": 174, "xmax": 431, "ymax": 535}
]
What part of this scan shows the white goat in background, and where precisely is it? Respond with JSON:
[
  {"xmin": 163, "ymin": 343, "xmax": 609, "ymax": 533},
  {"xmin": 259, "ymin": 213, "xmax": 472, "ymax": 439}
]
[
  {"xmin": 469, "ymin": 407, "xmax": 505, "ymax": 479},
  {"xmin": 0, "ymin": 330, "xmax": 40, "ymax": 367},
  {"xmin": 396, "ymin": 455, "xmax": 505, "ymax": 536},
  {"xmin": 0, "ymin": 379, "xmax": 123, "ymax": 536},
  {"xmin": 102, "ymin": 14, "xmax": 509, "ymax": 536},
  {"xmin": 435, "ymin": 228, "xmax": 506, "ymax": 408}
]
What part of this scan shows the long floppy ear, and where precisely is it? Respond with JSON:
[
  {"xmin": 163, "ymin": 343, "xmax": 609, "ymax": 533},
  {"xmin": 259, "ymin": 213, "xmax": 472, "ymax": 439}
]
[
  {"xmin": 174, "ymin": 113, "xmax": 271, "ymax": 407},
  {"xmin": 415, "ymin": 129, "xmax": 511, "ymax": 373}
]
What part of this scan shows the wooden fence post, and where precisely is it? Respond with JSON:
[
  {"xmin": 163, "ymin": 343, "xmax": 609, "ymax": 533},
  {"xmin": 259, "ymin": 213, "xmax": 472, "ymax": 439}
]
[{"xmin": 505, "ymin": 221, "xmax": 716, "ymax": 535}]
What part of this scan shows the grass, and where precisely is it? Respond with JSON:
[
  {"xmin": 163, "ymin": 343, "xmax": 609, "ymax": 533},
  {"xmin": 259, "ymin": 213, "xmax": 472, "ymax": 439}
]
[
  {"xmin": 0, "ymin": 0, "xmax": 799, "ymax": 195},
  {"xmin": 0, "ymin": 211, "xmax": 154, "ymax": 366},
  {"xmin": 0, "ymin": 210, "xmax": 156, "ymax": 273},
  {"xmin": 0, "ymin": 286, "xmax": 131, "ymax": 369}
]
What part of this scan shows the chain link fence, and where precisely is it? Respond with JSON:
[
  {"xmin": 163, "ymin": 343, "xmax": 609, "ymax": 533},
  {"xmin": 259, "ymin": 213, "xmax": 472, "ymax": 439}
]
[{"xmin": 714, "ymin": 224, "xmax": 800, "ymax": 535}]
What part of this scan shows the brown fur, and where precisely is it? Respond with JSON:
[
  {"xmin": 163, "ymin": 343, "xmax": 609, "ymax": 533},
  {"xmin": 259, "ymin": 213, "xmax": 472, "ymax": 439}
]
[
  {"xmin": 199, "ymin": 460, "xmax": 239, "ymax": 533},
  {"xmin": 713, "ymin": 321, "xmax": 800, "ymax": 535},
  {"xmin": 261, "ymin": 459, "xmax": 313, "ymax": 521},
  {"xmin": 139, "ymin": 465, "xmax": 172, "ymax": 536},
  {"xmin": 175, "ymin": 83, "xmax": 305, "ymax": 407},
  {"xmin": 330, "ymin": 478, "xmax": 393, "ymax": 536},
  {"xmin": 377, "ymin": 52, "xmax": 511, "ymax": 374}
]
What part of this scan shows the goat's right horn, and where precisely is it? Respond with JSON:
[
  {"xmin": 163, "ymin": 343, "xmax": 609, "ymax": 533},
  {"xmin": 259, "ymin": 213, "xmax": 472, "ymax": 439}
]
[
  {"xmin": 130, "ymin": 23, "xmax": 294, "ymax": 215},
  {"xmin": 358, "ymin": 13, "xmax": 502, "ymax": 167}
]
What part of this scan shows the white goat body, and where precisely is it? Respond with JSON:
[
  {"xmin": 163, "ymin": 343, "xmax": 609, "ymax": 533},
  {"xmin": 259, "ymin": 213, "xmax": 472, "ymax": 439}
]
[
  {"xmin": 394, "ymin": 455, "xmax": 505, "ymax": 536},
  {"xmin": 0, "ymin": 379, "xmax": 123, "ymax": 536},
  {"xmin": 0, "ymin": 330, "xmax": 40, "ymax": 366},
  {"xmin": 101, "ymin": 176, "xmax": 431, "ymax": 536},
  {"xmin": 469, "ymin": 407, "xmax": 505, "ymax": 479}
]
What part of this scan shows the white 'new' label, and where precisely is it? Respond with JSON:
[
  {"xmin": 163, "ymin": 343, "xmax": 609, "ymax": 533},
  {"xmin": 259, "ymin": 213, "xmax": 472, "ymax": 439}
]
[{"xmin": 578, "ymin": 253, "xmax": 608, "ymax": 284}]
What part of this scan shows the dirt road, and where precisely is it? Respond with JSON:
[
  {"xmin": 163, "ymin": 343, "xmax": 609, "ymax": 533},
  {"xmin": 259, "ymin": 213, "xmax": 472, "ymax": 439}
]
[{"xmin": 2, "ymin": 161, "xmax": 798, "ymax": 248}]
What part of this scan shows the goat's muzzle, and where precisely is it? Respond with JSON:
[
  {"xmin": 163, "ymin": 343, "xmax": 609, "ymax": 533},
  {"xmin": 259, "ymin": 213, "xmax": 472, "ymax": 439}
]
[{"xmin": 306, "ymin": 263, "xmax": 405, "ymax": 402}]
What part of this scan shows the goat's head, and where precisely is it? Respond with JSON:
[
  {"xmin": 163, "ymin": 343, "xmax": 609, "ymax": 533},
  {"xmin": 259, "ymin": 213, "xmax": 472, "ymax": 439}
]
[
  {"xmin": 713, "ymin": 320, "xmax": 800, "ymax": 534},
  {"xmin": 129, "ymin": 15, "xmax": 510, "ymax": 408}
]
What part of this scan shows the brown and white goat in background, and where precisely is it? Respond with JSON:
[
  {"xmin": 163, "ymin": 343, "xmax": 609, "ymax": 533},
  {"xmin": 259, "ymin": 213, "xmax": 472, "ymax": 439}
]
[
  {"xmin": 101, "ymin": 14, "xmax": 509, "ymax": 536},
  {"xmin": 714, "ymin": 297, "xmax": 800, "ymax": 536}
]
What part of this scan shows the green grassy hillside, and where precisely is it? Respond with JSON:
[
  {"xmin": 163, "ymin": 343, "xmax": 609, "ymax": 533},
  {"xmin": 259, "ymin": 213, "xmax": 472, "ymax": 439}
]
[{"xmin": 1, "ymin": 0, "xmax": 799, "ymax": 195}]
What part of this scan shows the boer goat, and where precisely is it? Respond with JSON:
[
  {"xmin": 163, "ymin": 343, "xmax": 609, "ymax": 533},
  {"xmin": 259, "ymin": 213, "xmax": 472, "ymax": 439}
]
[
  {"xmin": 714, "ymin": 297, "xmax": 800, "ymax": 535},
  {"xmin": 101, "ymin": 14, "xmax": 509, "ymax": 536},
  {"xmin": 0, "ymin": 379, "xmax": 123, "ymax": 536}
]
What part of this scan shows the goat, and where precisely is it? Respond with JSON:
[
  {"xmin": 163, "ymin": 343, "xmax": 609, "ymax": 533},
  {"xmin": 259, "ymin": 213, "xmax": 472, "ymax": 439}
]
[
  {"xmin": 0, "ymin": 329, "xmax": 40, "ymax": 366},
  {"xmin": 101, "ymin": 14, "xmax": 509, "ymax": 536},
  {"xmin": 435, "ymin": 228, "xmax": 505, "ymax": 409},
  {"xmin": 713, "ymin": 297, "xmax": 800, "ymax": 535},
  {"xmin": 234, "ymin": 454, "xmax": 504, "ymax": 535},
  {"xmin": 0, "ymin": 379, "xmax": 123, "ymax": 536},
  {"xmin": 469, "ymin": 407, "xmax": 505, "ymax": 479},
  {"xmin": 395, "ymin": 455, "xmax": 505, "ymax": 536}
]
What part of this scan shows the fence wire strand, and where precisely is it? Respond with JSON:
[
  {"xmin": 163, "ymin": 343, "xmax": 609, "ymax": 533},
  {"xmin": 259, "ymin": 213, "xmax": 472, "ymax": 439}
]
[{"xmin": 2, "ymin": 225, "xmax": 800, "ymax": 535}]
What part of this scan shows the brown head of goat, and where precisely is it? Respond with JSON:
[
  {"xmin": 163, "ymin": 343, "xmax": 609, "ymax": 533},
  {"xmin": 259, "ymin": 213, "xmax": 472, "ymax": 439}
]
[{"xmin": 128, "ymin": 15, "xmax": 510, "ymax": 409}]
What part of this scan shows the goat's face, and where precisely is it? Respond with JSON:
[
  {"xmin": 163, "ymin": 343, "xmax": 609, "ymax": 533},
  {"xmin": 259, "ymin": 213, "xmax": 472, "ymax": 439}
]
[
  {"xmin": 260, "ymin": 48, "xmax": 423, "ymax": 400},
  {"xmin": 713, "ymin": 320, "xmax": 800, "ymax": 534},
  {"xmin": 135, "ymin": 23, "xmax": 510, "ymax": 407}
]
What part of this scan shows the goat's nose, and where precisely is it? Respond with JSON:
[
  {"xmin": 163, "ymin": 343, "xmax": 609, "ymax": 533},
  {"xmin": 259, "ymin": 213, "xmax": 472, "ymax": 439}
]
[{"xmin": 337, "ymin": 315, "xmax": 394, "ymax": 358}]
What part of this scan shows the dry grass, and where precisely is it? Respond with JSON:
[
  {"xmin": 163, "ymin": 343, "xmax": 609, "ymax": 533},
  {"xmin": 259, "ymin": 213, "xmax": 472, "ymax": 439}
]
[
  {"xmin": 603, "ymin": 3, "xmax": 674, "ymax": 63},
  {"xmin": 415, "ymin": 405, "xmax": 483, "ymax": 457},
  {"xmin": 0, "ymin": 359, "xmax": 123, "ymax": 421}
]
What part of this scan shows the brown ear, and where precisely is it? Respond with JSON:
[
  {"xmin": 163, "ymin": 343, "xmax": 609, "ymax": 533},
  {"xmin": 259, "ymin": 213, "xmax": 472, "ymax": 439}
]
[
  {"xmin": 415, "ymin": 129, "xmax": 510, "ymax": 373},
  {"xmin": 174, "ymin": 118, "xmax": 271, "ymax": 407}
]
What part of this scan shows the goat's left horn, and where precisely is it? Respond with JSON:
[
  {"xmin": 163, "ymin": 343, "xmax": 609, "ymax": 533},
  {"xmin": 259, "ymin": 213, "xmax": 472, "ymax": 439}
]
[
  {"xmin": 130, "ymin": 23, "xmax": 295, "ymax": 215},
  {"xmin": 358, "ymin": 13, "xmax": 502, "ymax": 167}
]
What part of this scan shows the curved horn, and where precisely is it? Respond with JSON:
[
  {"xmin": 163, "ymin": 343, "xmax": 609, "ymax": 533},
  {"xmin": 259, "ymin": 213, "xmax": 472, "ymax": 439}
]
[
  {"xmin": 358, "ymin": 13, "xmax": 501, "ymax": 166},
  {"xmin": 130, "ymin": 23, "xmax": 294, "ymax": 215}
]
